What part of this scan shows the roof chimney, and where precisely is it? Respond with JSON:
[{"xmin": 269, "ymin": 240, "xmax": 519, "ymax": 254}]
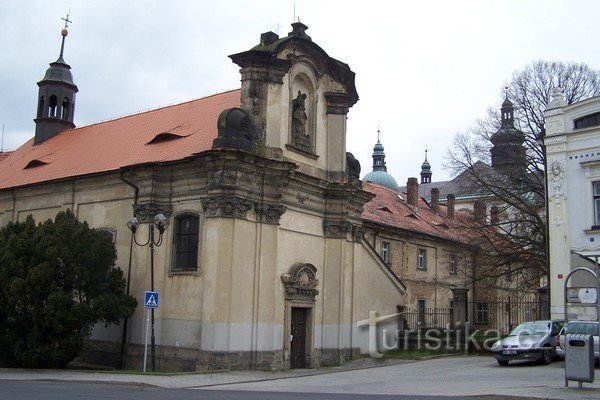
[
  {"xmin": 446, "ymin": 194, "xmax": 455, "ymax": 219},
  {"xmin": 490, "ymin": 206, "xmax": 500, "ymax": 225},
  {"xmin": 430, "ymin": 187, "xmax": 439, "ymax": 213},
  {"xmin": 474, "ymin": 201, "xmax": 486, "ymax": 225},
  {"xmin": 407, "ymin": 177, "xmax": 419, "ymax": 207}
]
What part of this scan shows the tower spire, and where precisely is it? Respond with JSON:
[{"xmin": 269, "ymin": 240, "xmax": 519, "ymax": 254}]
[
  {"xmin": 59, "ymin": 12, "xmax": 72, "ymax": 59},
  {"xmin": 420, "ymin": 148, "xmax": 432, "ymax": 183},
  {"xmin": 33, "ymin": 15, "xmax": 78, "ymax": 145}
]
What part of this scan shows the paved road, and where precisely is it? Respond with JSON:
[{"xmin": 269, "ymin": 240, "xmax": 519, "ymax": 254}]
[
  {"xmin": 0, "ymin": 356, "xmax": 598, "ymax": 399},
  {"xmin": 0, "ymin": 380, "xmax": 532, "ymax": 400},
  {"xmin": 203, "ymin": 356, "xmax": 599, "ymax": 399}
]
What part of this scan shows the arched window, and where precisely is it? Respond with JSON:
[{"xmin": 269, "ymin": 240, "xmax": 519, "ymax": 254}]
[
  {"xmin": 48, "ymin": 95, "xmax": 58, "ymax": 117},
  {"xmin": 172, "ymin": 213, "xmax": 200, "ymax": 271},
  {"xmin": 61, "ymin": 98, "xmax": 70, "ymax": 120}
]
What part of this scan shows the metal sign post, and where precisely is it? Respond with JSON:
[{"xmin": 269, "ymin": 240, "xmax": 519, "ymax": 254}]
[{"xmin": 143, "ymin": 291, "xmax": 159, "ymax": 373}]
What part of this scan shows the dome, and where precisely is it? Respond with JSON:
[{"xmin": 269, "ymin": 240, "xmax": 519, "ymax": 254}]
[
  {"xmin": 421, "ymin": 158, "xmax": 431, "ymax": 172},
  {"xmin": 40, "ymin": 58, "xmax": 75, "ymax": 86},
  {"xmin": 373, "ymin": 140, "xmax": 384, "ymax": 153},
  {"xmin": 363, "ymin": 170, "xmax": 400, "ymax": 192}
]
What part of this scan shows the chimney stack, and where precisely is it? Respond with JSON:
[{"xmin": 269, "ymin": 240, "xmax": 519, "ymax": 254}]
[
  {"xmin": 491, "ymin": 206, "xmax": 500, "ymax": 225},
  {"xmin": 474, "ymin": 201, "xmax": 486, "ymax": 225},
  {"xmin": 407, "ymin": 177, "xmax": 419, "ymax": 207},
  {"xmin": 431, "ymin": 188, "xmax": 439, "ymax": 213},
  {"xmin": 446, "ymin": 194, "xmax": 455, "ymax": 219}
]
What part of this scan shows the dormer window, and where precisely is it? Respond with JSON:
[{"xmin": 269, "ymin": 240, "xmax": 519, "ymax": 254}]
[
  {"xmin": 24, "ymin": 159, "xmax": 49, "ymax": 169},
  {"xmin": 147, "ymin": 132, "xmax": 185, "ymax": 145}
]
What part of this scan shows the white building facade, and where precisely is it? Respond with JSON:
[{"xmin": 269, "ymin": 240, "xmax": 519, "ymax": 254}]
[{"xmin": 545, "ymin": 90, "xmax": 600, "ymax": 320}]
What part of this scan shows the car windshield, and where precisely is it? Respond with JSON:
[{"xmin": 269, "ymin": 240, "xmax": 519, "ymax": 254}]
[
  {"xmin": 508, "ymin": 322, "xmax": 549, "ymax": 336},
  {"xmin": 565, "ymin": 322, "xmax": 599, "ymax": 336}
]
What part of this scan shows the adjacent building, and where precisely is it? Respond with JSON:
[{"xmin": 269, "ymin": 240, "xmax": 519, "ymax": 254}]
[{"xmin": 544, "ymin": 88, "xmax": 600, "ymax": 321}]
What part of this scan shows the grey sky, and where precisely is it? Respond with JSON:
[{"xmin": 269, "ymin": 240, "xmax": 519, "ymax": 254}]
[{"xmin": 2, "ymin": 0, "xmax": 599, "ymax": 182}]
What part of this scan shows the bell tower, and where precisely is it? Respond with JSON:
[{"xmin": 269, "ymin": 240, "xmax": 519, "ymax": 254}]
[
  {"xmin": 490, "ymin": 89, "xmax": 526, "ymax": 178},
  {"xmin": 34, "ymin": 14, "xmax": 78, "ymax": 145}
]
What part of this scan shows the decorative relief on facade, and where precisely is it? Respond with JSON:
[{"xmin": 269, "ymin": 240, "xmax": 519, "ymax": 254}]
[
  {"xmin": 351, "ymin": 225, "xmax": 365, "ymax": 243},
  {"xmin": 201, "ymin": 196, "xmax": 253, "ymax": 219},
  {"xmin": 239, "ymin": 171, "xmax": 262, "ymax": 189},
  {"xmin": 549, "ymin": 156, "xmax": 567, "ymax": 201},
  {"xmin": 208, "ymin": 170, "xmax": 238, "ymax": 186},
  {"xmin": 281, "ymin": 263, "xmax": 319, "ymax": 302},
  {"xmin": 323, "ymin": 220, "xmax": 352, "ymax": 238},
  {"xmin": 255, "ymin": 202, "xmax": 287, "ymax": 224},
  {"xmin": 546, "ymin": 119, "xmax": 564, "ymax": 136},
  {"xmin": 133, "ymin": 203, "xmax": 172, "ymax": 223},
  {"xmin": 250, "ymin": 81, "xmax": 263, "ymax": 116}
]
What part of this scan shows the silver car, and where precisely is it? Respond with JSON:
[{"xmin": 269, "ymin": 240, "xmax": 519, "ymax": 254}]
[
  {"xmin": 555, "ymin": 320, "xmax": 599, "ymax": 364},
  {"xmin": 490, "ymin": 320, "xmax": 564, "ymax": 366}
]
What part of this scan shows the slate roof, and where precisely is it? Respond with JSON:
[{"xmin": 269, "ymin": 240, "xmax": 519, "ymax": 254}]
[
  {"xmin": 362, "ymin": 182, "xmax": 477, "ymax": 246},
  {"xmin": 0, "ymin": 89, "xmax": 240, "ymax": 189}
]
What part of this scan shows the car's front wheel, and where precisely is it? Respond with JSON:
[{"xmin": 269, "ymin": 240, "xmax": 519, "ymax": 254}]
[
  {"xmin": 540, "ymin": 348, "xmax": 552, "ymax": 365},
  {"xmin": 497, "ymin": 360, "xmax": 509, "ymax": 366}
]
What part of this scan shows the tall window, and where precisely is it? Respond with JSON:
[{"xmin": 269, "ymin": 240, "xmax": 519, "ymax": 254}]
[
  {"xmin": 594, "ymin": 182, "xmax": 600, "ymax": 227},
  {"xmin": 449, "ymin": 254, "xmax": 458, "ymax": 275},
  {"xmin": 418, "ymin": 299, "xmax": 426, "ymax": 325},
  {"xmin": 381, "ymin": 241, "xmax": 390, "ymax": 264},
  {"xmin": 173, "ymin": 214, "xmax": 200, "ymax": 271},
  {"xmin": 475, "ymin": 302, "xmax": 489, "ymax": 324},
  {"xmin": 417, "ymin": 248, "xmax": 427, "ymax": 270}
]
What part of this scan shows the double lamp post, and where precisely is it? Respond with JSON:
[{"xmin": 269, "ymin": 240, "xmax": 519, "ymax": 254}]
[{"xmin": 127, "ymin": 213, "xmax": 167, "ymax": 372}]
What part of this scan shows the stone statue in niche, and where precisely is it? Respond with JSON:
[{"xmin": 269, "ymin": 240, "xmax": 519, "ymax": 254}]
[
  {"xmin": 292, "ymin": 91, "xmax": 308, "ymax": 136},
  {"xmin": 291, "ymin": 90, "xmax": 312, "ymax": 153}
]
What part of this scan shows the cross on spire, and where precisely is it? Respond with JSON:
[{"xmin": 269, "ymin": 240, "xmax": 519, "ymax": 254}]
[{"xmin": 62, "ymin": 12, "xmax": 72, "ymax": 29}]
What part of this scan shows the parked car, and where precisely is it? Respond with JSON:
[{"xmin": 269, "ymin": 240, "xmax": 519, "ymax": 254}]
[
  {"xmin": 490, "ymin": 320, "xmax": 564, "ymax": 366},
  {"xmin": 555, "ymin": 320, "xmax": 599, "ymax": 365}
]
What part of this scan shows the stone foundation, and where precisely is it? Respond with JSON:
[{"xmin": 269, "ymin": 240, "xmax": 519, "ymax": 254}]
[{"xmin": 77, "ymin": 340, "xmax": 362, "ymax": 371}]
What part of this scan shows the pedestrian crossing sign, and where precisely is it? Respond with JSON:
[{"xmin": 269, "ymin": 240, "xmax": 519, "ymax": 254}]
[{"xmin": 144, "ymin": 291, "xmax": 159, "ymax": 309}]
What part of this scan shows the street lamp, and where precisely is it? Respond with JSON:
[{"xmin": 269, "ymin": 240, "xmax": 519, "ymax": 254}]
[{"xmin": 127, "ymin": 213, "xmax": 167, "ymax": 372}]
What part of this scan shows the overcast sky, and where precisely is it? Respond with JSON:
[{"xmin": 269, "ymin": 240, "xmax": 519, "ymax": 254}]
[{"xmin": 2, "ymin": 0, "xmax": 599, "ymax": 182}]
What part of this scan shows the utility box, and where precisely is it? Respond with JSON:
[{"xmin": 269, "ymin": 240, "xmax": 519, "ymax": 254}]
[{"xmin": 565, "ymin": 334, "xmax": 595, "ymax": 385}]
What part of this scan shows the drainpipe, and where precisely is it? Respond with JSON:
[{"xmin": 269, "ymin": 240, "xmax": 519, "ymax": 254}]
[{"xmin": 119, "ymin": 170, "xmax": 139, "ymax": 369}]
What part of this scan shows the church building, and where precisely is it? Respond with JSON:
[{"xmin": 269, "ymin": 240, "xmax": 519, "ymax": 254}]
[{"xmin": 0, "ymin": 23, "xmax": 406, "ymax": 370}]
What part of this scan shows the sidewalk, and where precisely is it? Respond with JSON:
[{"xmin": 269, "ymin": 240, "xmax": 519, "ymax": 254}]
[{"xmin": 0, "ymin": 357, "xmax": 412, "ymax": 389}]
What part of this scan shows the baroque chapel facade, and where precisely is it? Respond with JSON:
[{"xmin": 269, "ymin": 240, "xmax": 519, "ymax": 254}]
[{"xmin": 0, "ymin": 23, "xmax": 405, "ymax": 370}]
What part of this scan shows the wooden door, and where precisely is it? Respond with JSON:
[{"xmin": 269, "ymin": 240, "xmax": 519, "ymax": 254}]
[{"xmin": 290, "ymin": 307, "xmax": 307, "ymax": 368}]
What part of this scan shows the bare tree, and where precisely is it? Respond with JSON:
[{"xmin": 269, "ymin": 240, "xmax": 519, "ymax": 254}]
[{"xmin": 445, "ymin": 61, "xmax": 600, "ymax": 294}]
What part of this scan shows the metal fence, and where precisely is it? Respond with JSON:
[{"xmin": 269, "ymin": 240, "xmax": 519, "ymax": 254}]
[
  {"xmin": 401, "ymin": 307, "xmax": 453, "ymax": 331},
  {"xmin": 468, "ymin": 296, "xmax": 539, "ymax": 335}
]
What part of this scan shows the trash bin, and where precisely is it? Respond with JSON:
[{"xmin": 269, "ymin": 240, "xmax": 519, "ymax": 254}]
[{"xmin": 565, "ymin": 333, "xmax": 595, "ymax": 386}]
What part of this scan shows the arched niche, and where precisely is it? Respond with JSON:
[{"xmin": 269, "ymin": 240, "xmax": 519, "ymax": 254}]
[{"xmin": 288, "ymin": 63, "xmax": 318, "ymax": 156}]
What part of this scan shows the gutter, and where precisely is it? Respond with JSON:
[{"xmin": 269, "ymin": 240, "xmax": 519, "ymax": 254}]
[{"xmin": 119, "ymin": 170, "xmax": 139, "ymax": 369}]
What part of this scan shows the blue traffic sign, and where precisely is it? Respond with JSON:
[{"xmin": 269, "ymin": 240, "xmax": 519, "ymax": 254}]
[{"xmin": 144, "ymin": 291, "xmax": 159, "ymax": 309}]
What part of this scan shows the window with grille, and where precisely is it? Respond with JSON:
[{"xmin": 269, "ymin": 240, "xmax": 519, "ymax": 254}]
[
  {"xmin": 173, "ymin": 214, "xmax": 200, "ymax": 271},
  {"xmin": 475, "ymin": 302, "xmax": 489, "ymax": 324}
]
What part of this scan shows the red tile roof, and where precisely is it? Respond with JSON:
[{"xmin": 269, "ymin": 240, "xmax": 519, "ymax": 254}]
[
  {"xmin": 0, "ymin": 90, "xmax": 241, "ymax": 189},
  {"xmin": 362, "ymin": 182, "xmax": 477, "ymax": 246},
  {"xmin": 0, "ymin": 151, "xmax": 13, "ymax": 163}
]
